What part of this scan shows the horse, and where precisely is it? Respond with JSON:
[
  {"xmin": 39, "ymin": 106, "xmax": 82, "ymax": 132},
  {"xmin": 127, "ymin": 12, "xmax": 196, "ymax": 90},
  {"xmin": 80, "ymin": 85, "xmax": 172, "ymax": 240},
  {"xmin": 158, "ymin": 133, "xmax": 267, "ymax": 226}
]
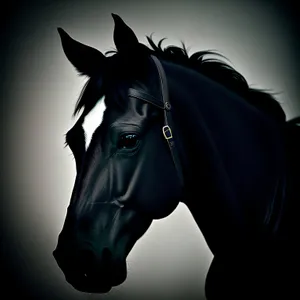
[{"xmin": 53, "ymin": 14, "xmax": 300, "ymax": 299}]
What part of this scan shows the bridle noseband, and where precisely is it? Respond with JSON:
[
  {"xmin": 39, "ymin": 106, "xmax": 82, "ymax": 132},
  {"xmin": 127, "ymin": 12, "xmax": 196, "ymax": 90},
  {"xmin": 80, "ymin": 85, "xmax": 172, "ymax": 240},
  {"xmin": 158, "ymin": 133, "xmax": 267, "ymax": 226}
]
[{"xmin": 128, "ymin": 55, "xmax": 185, "ymax": 191}]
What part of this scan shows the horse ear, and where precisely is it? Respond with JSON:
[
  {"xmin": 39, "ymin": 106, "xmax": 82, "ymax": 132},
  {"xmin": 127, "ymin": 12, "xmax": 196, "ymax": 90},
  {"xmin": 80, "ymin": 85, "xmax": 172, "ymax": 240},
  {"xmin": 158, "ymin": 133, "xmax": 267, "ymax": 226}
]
[
  {"xmin": 112, "ymin": 13, "xmax": 139, "ymax": 52},
  {"xmin": 57, "ymin": 28, "xmax": 106, "ymax": 77}
]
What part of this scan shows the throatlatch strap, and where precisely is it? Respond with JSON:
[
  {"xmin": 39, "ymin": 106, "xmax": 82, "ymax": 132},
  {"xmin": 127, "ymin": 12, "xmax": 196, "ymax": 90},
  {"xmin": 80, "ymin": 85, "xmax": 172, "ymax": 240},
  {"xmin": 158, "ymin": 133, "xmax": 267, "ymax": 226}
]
[{"xmin": 150, "ymin": 55, "xmax": 185, "ymax": 190}]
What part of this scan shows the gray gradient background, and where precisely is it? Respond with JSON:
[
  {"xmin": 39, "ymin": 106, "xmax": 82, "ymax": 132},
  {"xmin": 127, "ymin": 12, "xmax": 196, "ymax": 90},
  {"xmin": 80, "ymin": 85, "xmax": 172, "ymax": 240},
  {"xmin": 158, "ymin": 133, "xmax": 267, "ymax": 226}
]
[{"xmin": 1, "ymin": 0, "xmax": 300, "ymax": 299}]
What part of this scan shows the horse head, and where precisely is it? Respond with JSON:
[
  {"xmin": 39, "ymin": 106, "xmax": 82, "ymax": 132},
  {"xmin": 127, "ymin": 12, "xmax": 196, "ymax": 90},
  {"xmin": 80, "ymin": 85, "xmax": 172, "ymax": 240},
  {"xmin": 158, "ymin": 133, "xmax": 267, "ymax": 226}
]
[{"xmin": 53, "ymin": 14, "xmax": 183, "ymax": 293}]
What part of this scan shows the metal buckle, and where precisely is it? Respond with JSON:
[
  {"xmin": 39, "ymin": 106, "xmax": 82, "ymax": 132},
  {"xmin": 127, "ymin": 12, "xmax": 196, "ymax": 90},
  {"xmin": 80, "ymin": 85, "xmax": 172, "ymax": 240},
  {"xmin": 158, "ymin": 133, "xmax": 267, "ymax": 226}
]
[
  {"xmin": 164, "ymin": 101, "xmax": 171, "ymax": 110},
  {"xmin": 162, "ymin": 125, "xmax": 173, "ymax": 140}
]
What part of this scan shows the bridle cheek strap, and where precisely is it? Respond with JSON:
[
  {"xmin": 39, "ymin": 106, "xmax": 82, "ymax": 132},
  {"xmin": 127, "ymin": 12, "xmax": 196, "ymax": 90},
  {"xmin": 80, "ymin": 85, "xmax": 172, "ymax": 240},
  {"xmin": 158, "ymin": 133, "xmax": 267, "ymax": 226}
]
[{"xmin": 128, "ymin": 55, "xmax": 185, "ymax": 191}]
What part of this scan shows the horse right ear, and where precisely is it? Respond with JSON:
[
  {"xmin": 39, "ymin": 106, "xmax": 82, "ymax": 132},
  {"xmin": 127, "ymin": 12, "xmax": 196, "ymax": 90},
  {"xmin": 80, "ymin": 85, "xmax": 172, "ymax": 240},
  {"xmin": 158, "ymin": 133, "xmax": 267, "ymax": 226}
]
[{"xmin": 57, "ymin": 28, "xmax": 106, "ymax": 77}]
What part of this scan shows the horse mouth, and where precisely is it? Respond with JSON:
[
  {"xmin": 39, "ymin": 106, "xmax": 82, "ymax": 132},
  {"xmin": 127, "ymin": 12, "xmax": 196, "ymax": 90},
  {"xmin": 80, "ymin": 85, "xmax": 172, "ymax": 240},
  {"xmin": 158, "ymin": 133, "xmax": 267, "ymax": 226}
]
[
  {"xmin": 64, "ymin": 263, "xmax": 127, "ymax": 294},
  {"xmin": 72, "ymin": 281, "xmax": 113, "ymax": 294},
  {"xmin": 67, "ymin": 272, "xmax": 127, "ymax": 294}
]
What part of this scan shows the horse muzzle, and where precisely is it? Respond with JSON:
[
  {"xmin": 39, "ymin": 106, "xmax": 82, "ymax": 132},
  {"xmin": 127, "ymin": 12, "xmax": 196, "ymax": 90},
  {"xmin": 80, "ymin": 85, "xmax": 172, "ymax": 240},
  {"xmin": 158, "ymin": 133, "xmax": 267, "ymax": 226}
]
[{"xmin": 53, "ymin": 245, "xmax": 127, "ymax": 293}]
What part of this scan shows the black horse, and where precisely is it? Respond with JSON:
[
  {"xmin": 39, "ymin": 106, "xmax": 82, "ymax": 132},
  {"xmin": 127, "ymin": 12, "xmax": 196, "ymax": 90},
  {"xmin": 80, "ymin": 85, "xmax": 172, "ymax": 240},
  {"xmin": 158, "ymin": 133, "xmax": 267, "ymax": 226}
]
[{"xmin": 53, "ymin": 14, "xmax": 300, "ymax": 299}]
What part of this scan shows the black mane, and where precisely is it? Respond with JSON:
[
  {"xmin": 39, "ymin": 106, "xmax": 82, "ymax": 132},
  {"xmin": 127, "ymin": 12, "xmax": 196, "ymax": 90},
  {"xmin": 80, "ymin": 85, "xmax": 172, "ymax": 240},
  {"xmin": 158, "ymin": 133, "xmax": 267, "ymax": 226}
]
[{"xmin": 73, "ymin": 36, "xmax": 286, "ymax": 123}]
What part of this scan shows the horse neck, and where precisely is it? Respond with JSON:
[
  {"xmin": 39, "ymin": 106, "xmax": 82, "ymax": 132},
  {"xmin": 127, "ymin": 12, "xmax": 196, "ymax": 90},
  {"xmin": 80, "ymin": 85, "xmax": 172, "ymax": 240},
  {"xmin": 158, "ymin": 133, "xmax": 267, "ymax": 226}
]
[{"xmin": 163, "ymin": 60, "xmax": 287, "ymax": 254}]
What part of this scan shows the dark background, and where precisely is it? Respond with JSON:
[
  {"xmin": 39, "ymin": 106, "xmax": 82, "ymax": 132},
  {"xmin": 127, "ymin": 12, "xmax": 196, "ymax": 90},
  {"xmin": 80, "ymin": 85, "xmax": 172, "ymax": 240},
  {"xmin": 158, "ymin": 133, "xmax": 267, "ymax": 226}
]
[{"xmin": 1, "ymin": 1, "xmax": 299, "ymax": 299}]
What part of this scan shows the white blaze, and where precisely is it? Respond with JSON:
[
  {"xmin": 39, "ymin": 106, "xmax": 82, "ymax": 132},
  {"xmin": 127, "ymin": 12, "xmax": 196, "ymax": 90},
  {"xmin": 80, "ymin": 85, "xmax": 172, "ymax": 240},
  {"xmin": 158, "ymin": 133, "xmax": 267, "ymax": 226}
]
[{"xmin": 82, "ymin": 96, "xmax": 106, "ymax": 149}]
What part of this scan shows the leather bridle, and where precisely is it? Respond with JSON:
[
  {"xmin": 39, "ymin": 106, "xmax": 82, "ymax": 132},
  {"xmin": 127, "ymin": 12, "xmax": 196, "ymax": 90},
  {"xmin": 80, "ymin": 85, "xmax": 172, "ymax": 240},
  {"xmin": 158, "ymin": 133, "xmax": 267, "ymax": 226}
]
[{"xmin": 128, "ymin": 55, "xmax": 185, "ymax": 191}]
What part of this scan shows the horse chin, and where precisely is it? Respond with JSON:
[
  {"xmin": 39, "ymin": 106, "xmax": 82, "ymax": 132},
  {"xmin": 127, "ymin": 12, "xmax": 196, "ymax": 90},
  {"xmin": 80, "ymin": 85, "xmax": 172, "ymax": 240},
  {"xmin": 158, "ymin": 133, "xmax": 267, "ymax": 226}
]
[
  {"xmin": 111, "ymin": 263, "xmax": 127, "ymax": 287},
  {"xmin": 112, "ymin": 271, "xmax": 127, "ymax": 287}
]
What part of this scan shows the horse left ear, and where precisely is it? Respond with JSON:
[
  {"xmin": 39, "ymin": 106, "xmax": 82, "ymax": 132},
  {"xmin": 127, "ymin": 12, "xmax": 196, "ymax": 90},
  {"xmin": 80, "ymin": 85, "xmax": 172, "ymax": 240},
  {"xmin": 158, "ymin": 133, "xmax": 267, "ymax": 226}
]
[
  {"xmin": 57, "ymin": 28, "xmax": 106, "ymax": 77},
  {"xmin": 112, "ymin": 13, "xmax": 139, "ymax": 52}
]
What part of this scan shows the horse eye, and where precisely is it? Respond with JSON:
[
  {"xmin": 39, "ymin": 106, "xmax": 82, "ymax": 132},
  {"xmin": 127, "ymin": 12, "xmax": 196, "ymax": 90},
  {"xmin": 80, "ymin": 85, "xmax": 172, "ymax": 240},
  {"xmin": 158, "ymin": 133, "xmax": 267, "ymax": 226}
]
[{"xmin": 117, "ymin": 134, "xmax": 139, "ymax": 149}]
